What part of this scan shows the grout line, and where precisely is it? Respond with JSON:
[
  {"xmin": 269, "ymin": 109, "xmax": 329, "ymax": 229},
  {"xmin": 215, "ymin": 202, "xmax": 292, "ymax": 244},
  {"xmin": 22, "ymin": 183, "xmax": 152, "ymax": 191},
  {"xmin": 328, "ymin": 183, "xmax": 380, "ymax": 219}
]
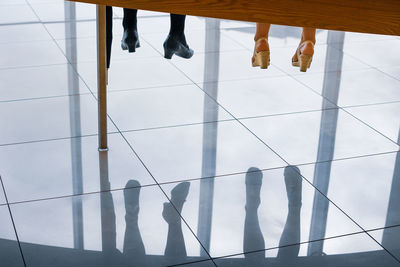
[
  {"xmin": 0, "ymin": 176, "xmax": 27, "ymax": 267},
  {"xmin": 145, "ymin": 31, "xmax": 400, "ymax": 263},
  {"xmin": 3, "ymin": 149, "xmax": 399, "ymax": 207},
  {"xmin": 223, "ymin": 27, "xmax": 400, "ymax": 148},
  {"xmin": 0, "ymin": 13, "xmax": 169, "ymax": 28},
  {"xmin": 0, "ymin": 132, "xmax": 117, "ymax": 147},
  {"xmin": 31, "ymin": 5, "xmax": 217, "ymax": 264},
  {"xmin": 209, "ymin": 223, "xmax": 400, "ymax": 262}
]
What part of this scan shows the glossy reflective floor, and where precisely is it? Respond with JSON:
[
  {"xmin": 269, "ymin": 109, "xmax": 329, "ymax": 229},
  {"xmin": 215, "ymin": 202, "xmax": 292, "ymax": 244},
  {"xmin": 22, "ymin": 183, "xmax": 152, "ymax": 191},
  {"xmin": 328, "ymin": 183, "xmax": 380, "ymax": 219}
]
[{"xmin": 1, "ymin": 1, "xmax": 400, "ymax": 267}]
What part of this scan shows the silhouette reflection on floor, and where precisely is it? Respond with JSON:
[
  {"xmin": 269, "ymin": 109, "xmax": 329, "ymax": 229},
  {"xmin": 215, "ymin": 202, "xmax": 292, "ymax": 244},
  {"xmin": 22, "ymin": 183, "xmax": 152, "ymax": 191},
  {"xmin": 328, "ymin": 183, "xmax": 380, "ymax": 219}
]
[{"xmin": 2, "ymin": 164, "xmax": 399, "ymax": 266}]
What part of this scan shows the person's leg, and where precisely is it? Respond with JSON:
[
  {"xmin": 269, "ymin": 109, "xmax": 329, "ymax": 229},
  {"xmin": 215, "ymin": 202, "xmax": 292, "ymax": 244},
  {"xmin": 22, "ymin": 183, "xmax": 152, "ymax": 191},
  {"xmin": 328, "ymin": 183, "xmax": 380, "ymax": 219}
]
[
  {"xmin": 252, "ymin": 23, "xmax": 271, "ymax": 69},
  {"xmin": 277, "ymin": 166, "xmax": 302, "ymax": 258},
  {"xmin": 121, "ymin": 9, "xmax": 140, "ymax": 52},
  {"xmin": 123, "ymin": 180, "xmax": 146, "ymax": 264},
  {"xmin": 163, "ymin": 14, "xmax": 193, "ymax": 59},
  {"xmin": 163, "ymin": 182, "xmax": 190, "ymax": 260},
  {"xmin": 292, "ymin": 27, "xmax": 316, "ymax": 72},
  {"xmin": 244, "ymin": 167, "xmax": 265, "ymax": 262},
  {"xmin": 254, "ymin": 23, "xmax": 270, "ymax": 50}
]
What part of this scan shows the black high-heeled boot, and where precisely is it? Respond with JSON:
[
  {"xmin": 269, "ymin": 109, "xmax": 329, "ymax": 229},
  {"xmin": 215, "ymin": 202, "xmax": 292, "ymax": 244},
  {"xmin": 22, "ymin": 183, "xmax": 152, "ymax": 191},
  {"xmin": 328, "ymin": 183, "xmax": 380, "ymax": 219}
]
[
  {"xmin": 121, "ymin": 8, "xmax": 140, "ymax": 53},
  {"xmin": 163, "ymin": 14, "xmax": 194, "ymax": 59}
]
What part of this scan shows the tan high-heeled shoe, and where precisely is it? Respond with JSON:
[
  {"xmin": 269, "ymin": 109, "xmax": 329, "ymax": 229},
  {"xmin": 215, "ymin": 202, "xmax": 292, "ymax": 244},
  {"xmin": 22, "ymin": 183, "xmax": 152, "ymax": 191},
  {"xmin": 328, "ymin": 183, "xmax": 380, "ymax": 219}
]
[
  {"xmin": 252, "ymin": 37, "xmax": 270, "ymax": 69},
  {"xmin": 292, "ymin": 40, "xmax": 314, "ymax": 72}
]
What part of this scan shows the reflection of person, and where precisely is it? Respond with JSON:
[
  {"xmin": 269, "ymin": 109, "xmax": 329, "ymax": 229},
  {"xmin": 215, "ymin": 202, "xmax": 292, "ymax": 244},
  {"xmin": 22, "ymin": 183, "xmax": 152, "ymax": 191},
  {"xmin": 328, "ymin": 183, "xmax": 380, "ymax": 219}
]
[
  {"xmin": 123, "ymin": 180, "xmax": 190, "ymax": 265},
  {"xmin": 244, "ymin": 167, "xmax": 265, "ymax": 261},
  {"xmin": 243, "ymin": 166, "xmax": 302, "ymax": 260},
  {"xmin": 252, "ymin": 23, "xmax": 316, "ymax": 72},
  {"xmin": 278, "ymin": 166, "xmax": 302, "ymax": 258},
  {"xmin": 106, "ymin": 7, "xmax": 194, "ymax": 68},
  {"xmin": 123, "ymin": 180, "xmax": 146, "ymax": 266},
  {"xmin": 163, "ymin": 182, "xmax": 191, "ymax": 260}
]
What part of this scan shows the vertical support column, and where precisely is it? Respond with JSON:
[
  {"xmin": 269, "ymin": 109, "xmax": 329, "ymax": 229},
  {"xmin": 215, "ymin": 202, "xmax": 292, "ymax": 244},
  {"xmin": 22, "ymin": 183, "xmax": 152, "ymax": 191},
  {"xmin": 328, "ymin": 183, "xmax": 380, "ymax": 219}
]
[
  {"xmin": 197, "ymin": 18, "xmax": 221, "ymax": 256},
  {"xmin": 97, "ymin": 5, "xmax": 108, "ymax": 151},
  {"xmin": 65, "ymin": 0, "xmax": 84, "ymax": 250},
  {"xmin": 307, "ymin": 30, "xmax": 345, "ymax": 256}
]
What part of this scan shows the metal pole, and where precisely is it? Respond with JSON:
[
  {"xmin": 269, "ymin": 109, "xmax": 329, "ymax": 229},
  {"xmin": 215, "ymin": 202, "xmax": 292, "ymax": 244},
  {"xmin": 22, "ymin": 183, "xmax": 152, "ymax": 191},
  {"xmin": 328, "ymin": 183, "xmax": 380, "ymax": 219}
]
[
  {"xmin": 307, "ymin": 30, "xmax": 345, "ymax": 256},
  {"xmin": 96, "ymin": 5, "xmax": 108, "ymax": 151}
]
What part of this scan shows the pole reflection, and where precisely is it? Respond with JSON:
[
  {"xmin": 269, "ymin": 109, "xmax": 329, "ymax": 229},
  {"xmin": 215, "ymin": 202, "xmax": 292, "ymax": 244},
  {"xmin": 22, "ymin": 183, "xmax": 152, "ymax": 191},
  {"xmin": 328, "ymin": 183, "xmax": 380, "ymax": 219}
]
[{"xmin": 64, "ymin": 0, "xmax": 84, "ymax": 250}]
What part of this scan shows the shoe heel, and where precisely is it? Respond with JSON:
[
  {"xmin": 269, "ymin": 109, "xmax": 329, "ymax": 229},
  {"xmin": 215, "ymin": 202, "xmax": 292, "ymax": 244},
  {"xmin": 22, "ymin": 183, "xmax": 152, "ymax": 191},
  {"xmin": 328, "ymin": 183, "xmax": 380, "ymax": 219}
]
[
  {"xmin": 299, "ymin": 54, "xmax": 312, "ymax": 72},
  {"xmin": 121, "ymin": 40, "xmax": 140, "ymax": 53},
  {"xmin": 164, "ymin": 48, "xmax": 174, "ymax": 59},
  {"xmin": 252, "ymin": 51, "xmax": 270, "ymax": 69}
]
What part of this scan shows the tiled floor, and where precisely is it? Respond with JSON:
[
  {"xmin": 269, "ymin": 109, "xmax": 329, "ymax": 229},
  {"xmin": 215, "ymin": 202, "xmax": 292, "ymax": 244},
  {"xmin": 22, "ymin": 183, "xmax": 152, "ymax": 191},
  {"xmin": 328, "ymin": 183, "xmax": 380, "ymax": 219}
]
[{"xmin": 0, "ymin": 1, "xmax": 400, "ymax": 267}]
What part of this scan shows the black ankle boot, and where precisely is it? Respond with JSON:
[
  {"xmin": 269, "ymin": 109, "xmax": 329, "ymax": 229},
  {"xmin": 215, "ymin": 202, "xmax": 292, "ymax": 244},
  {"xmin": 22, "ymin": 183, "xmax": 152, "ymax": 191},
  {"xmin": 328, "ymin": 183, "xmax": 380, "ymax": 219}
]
[
  {"xmin": 163, "ymin": 34, "xmax": 194, "ymax": 59},
  {"xmin": 121, "ymin": 28, "xmax": 140, "ymax": 53}
]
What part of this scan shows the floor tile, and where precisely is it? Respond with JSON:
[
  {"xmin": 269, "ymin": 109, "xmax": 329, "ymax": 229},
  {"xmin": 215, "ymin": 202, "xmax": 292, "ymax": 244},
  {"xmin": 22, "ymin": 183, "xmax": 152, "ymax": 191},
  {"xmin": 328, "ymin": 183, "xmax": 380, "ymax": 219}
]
[
  {"xmin": 108, "ymin": 84, "xmax": 233, "ymax": 131},
  {"xmin": 171, "ymin": 50, "xmax": 285, "ymax": 84},
  {"xmin": 142, "ymin": 28, "xmax": 244, "ymax": 55},
  {"xmin": 138, "ymin": 15, "xmax": 205, "ymax": 35},
  {"xmin": 0, "ymin": 40, "xmax": 67, "ymax": 69},
  {"xmin": 111, "ymin": 8, "xmax": 169, "ymax": 19},
  {"xmin": 222, "ymin": 25, "xmax": 328, "ymax": 50},
  {"xmin": 343, "ymin": 32, "xmax": 398, "ymax": 43},
  {"xmin": 27, "ymin": 0, "xmax": 64, "ymax": 4},
  {"xmin": 56, "ymin": 35, "xmax": 160, "ymax": 63},
  {"xmin": 379, "ymin": 65, "xmax": 400, "ymax": 81},
  {"xmin": 335, "ymin": 39, "xmax": 400, "ymax": 68},
  {"xmin": 198, "ymin": 76, "xmax": 331, "ymax": 119},
  {"xmin": 177, "ymin": 259, "xmax": 215, "ymax": 266},
  {"xmin": 45, "ymin": 20, "xmax": 98, "ymax": 39},
  {"xmin": 271, "ymin": 44, "xmax": 369, "ymax": 76},
  {"xmin": 0, "ymin": 133, "xmax": 155, "ymax": 203},
  {"xmin": 242, "ymin": 109, "xmax": 399, "ymax": 165},
  {"xmin": 214, "ymin": 232, "xmax": 400, "ymax": 266},
  {"xmin": 30, "ymin": 2, "xmax": 96, "ymax": 22},
  {"xmin": 76, "ymin": 57, "xmax": 192, "ymax": 92},
  {"xmin": 0, "ymin": 23, "xmax": 51, "ymax": 44},
  {"xmin": 299, "ymin": 152, "xmax": 400, "ymax": 231},
  {"xmin": 0, "ymin": 0, "xmax": 26, "ymax": 5},
  {"xmin": 162, "ymin": 167, "xmax": 362, "ymax": 258},
  {"xmin": 0, "ymin": 184, "xmax": 5, "ymax": 205},
  {"xmin": 0, "ymin": 206, "xmax": 25, "ymax": 267},
  {"xmin": 0, "ymin": 4, "xmax": 38, "ymax": 24},
  {"xmin": 345, "ymin": 102, "xmax": 400, "ymax": 144},
  {"xmin": 0, "ymin": 64, "xmax": 90, "ymax": 102},
  {"xmin": 368, "ymin": 226, "xmax": 400, "ymax": 262},
  {"xmin": 0, "ymin": 94, "xmax": 116, "ymax": 145},
  {"xmin": 123, "ymin": 120, "xmax": 286, "ymax": 183},
  {"xmin": 11, "ymin": 185, "xmax": 211, "ymax": 266},
  {"xmin": 295, "ymin": 68, "xmax": 400, "ymax": 107}
]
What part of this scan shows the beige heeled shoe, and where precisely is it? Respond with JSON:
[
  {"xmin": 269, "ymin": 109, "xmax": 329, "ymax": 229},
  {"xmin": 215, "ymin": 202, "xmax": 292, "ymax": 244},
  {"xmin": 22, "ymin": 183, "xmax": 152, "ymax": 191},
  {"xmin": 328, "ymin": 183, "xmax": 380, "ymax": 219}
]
[
  {"xmin": 252, "ymin": 37, "xmax": 270, "ymax": 69},
  {"xmin": 292, "ymin": 40, "xmax": 314, "ymax": 72}
]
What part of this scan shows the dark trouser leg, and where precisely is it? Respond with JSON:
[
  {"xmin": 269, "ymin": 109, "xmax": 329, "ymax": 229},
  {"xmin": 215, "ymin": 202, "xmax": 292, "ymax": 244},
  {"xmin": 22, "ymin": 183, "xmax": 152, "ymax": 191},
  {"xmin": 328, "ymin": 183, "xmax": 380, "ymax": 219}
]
[
  {"xmin": 106, "ymin": 6, "xmax": 113, "ymax": 68},
  {"xmin": 164, "ymin": 14, "xmax": 193, "ymax": 59},
  {"xmin": 123, "ymin": 8, "xmax": 138, "ymax": 29},
  {"xmin": 169, "ymin": 14, "xmax": 185, "ymax": 37},
  {"xmin": 121, "ymin": 9, "xmax": 140, "ymax": 52}
]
